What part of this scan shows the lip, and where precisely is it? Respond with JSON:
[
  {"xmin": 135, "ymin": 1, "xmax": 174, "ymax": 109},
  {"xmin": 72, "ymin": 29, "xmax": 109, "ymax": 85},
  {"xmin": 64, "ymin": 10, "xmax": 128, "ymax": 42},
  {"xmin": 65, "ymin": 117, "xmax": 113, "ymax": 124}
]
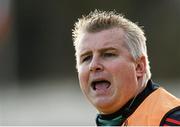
[
  {"xmin": 90, "ymin": 78, "xmax": 111, "ymax": 91},
  {"xmin": 91, "ymin": 80, "xmax": 111, "ymax": 90}
]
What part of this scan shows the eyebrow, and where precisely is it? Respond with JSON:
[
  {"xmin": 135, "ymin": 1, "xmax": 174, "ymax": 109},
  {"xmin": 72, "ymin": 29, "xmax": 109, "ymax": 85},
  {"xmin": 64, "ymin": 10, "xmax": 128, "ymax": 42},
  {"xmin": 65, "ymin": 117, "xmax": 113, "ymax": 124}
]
[
  {"xmin": 80, "ymin": 47, "xmax": 117, "ymax": 58},
  {"xmin": 80, "ymin": 51, "xmax": 92, "ymax": 58},
  {"xmin": 100, "ymin": 47, "xmax": 117, "ymax": 52}
]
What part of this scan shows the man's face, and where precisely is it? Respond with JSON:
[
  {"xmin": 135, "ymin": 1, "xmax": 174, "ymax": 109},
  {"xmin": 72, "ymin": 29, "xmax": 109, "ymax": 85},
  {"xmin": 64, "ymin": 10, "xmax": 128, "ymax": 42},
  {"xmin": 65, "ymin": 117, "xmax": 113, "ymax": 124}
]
[{"xmin": 76, "ymin": 28, "xmax": 140, "ymax": 114}]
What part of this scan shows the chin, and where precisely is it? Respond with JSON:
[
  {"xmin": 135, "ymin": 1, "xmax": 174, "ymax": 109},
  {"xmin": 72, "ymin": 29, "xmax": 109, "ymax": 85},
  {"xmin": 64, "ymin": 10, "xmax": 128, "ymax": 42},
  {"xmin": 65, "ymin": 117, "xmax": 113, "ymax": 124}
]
[
  {"xmin": 97, "ymin": 106, "xmax": 115, "ymax": 114},
  {"xmin": 93, "ymin": 99, "xmax": 115, "ymax": 113}
]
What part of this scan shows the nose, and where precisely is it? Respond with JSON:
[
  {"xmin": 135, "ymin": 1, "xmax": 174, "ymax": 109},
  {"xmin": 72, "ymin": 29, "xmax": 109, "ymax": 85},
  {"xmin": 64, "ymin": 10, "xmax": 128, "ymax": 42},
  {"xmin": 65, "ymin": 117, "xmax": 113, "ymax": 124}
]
[{"xmin": 89, "ymin": 56, "xmax": 104, "ymax": 72}]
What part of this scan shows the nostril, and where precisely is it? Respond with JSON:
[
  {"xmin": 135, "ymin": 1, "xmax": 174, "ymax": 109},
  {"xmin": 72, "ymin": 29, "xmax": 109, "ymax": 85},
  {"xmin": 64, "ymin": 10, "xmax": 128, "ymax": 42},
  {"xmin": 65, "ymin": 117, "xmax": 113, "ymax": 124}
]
[{"xmin": 89, "ymin": 64, "xmax": 104, "ymax": 72}]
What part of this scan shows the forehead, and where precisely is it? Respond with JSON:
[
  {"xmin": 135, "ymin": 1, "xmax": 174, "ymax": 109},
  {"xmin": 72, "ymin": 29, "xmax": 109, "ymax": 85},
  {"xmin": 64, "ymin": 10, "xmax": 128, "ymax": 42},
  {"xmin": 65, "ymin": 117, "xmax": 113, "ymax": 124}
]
[{"xmin": 76, "ymin": 28, "xmax": 126, "ymax": 53}]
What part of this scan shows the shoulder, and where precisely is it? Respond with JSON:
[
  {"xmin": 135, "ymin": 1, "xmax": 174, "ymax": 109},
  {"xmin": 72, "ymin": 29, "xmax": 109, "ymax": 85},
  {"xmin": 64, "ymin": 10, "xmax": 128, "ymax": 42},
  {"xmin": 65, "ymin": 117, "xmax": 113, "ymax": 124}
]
[{"xmin": 160, "ymin": 106, "xmax": 180, "ymax": 126}]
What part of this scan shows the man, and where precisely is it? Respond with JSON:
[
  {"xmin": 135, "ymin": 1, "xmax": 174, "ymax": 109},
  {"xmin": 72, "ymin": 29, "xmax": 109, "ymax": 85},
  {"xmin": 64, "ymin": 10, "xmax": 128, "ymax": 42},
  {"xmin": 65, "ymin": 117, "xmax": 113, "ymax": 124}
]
[{"xmin": 72, "ymin": 10, "xmax": 180, "ymax": 126}]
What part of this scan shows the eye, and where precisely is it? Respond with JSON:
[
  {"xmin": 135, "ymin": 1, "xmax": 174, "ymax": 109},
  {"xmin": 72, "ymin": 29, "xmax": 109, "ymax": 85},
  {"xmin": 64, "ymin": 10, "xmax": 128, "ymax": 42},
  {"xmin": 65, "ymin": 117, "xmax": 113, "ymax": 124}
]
[
  {"xmin": 103, "ymin": 52, "xmax": 116, "ymax": 57},
  {"xmin": 81, "ymin": 55, "xmax": 92, "ymax": 63}
]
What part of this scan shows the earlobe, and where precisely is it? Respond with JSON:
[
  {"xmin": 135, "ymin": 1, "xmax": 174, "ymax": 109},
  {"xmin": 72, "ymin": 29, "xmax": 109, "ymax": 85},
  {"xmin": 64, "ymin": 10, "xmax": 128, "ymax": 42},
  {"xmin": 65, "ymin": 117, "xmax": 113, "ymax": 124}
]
[{"xmin": 136, "ymin": 56, "xmax": 146, "ymax": 78}]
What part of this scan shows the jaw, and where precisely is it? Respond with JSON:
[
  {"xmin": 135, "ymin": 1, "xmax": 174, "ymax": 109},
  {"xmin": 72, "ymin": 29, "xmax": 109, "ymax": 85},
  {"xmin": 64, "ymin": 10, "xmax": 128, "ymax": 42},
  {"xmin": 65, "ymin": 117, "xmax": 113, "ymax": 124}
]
[{"xmin": 88, "ymin": 85, "xmax": 118, "ymax": 114}]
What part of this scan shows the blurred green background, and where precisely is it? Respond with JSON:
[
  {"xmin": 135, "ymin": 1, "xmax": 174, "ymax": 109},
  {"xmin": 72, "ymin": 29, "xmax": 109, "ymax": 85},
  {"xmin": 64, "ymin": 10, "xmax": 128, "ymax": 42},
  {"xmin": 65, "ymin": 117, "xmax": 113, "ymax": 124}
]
[{"xmin": 0, "ymin": 0, "xmax": 179, "ymax": 125}]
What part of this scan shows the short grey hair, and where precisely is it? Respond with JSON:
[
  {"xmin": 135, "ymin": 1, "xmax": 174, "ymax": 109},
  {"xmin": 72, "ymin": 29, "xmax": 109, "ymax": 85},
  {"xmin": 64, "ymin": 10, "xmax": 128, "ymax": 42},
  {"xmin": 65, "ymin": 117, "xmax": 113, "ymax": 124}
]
[{"xmin": 72, "ymin": 10, "xmax": 151, "ymax": 83}]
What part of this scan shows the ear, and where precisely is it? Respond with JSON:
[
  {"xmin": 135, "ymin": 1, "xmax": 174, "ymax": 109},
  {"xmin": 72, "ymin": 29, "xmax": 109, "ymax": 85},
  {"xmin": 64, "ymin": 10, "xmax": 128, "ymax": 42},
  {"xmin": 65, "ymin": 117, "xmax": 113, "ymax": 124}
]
[{"xmin": 135, "ymin": 56, "xmax": 146, "ymax": 78}]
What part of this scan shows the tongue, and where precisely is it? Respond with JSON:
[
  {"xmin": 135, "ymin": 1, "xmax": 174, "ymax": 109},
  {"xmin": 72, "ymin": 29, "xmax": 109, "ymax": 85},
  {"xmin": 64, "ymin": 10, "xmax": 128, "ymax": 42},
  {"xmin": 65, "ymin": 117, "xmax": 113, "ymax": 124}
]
[{"xmin": 95, "ymin": 82, "xmax": 110, "ymax": 90}]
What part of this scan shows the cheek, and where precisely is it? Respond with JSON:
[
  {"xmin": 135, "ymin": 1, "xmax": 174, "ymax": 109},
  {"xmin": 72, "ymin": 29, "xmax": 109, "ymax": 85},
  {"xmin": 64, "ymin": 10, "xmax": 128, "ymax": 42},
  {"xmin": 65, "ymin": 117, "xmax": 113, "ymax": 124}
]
[
  {"xmin": 114, "ymin": 62, "xmax": 137, "ymax": 94},
  {"xmin": 110, "ymin": 61, "xmax": 135, "ymax": 75},
  {"xmin": 109, "ymin": 62, "xmax": 137, "ymax": 106},
  {"xmin": 78, "ymin": 66, "xmax": 89, "ymax": 89},
  {"xmin": 110, "ymin": 61, "xmax": 137, "ymax": 89}
]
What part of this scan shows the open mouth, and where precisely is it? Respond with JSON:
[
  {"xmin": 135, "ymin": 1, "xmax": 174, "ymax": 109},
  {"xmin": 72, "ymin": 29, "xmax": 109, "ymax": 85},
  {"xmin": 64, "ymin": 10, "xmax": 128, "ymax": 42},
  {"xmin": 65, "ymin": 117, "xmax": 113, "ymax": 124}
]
[{"xmin": 91, "ymin": 80, "xmax": 111, "ymax": 91}]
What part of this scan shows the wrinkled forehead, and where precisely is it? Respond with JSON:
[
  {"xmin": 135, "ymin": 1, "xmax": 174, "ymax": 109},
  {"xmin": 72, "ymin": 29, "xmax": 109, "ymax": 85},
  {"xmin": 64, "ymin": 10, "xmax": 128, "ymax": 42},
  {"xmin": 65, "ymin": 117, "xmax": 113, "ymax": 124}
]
[{"xmin": 75, "ymin": 28, "xmax": 127, "ymax": 54}]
